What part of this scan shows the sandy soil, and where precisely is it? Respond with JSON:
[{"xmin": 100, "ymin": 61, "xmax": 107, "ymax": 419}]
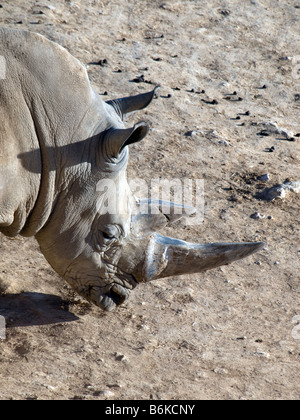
[{"xmin": 0, "ymin": 0, "xmax": 300, "ymax": 400}]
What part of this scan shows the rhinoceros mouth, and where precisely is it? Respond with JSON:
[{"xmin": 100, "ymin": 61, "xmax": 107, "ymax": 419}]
[
  {"xmin": 98, "ymin": 272, "xmax": 138, "ymax": 311},
  {"xmin": 64, "ymin": 256, "xmax": 139, "ymax": 311},
  {"xmin": 100, "ymin": 283, "xmax": 130, "ymax": 310},
  {"xmin": 81, "ymin": 272, "xmax": 139, "ymax": 311}
]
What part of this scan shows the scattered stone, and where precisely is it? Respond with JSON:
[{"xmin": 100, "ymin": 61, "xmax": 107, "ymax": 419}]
[
  {"xmin": 98, "ymin": 59, "xmax": 108, "ymax": 67},
  {"xmin": 201, "ymin": 98, "xmax": 218, "ymax": 105},
  {"xmin": 279, "ymin": 56, "xmax": 293, "ymax": 61},
  {"xmin": 256, "ymin": 121, "xmax": 295, "ymax": 140},
  {"xmin": 32, "ymin": 10, "xmax": 44, "ymax": 15},
  {"xmin": 213, "ymin": 367, "xmax": 228, "ymax": 375},
  {"xmin": 224, "ymin": 95, "xmax": 243, "ymax": 101},
  {"xmin": 261, "ymin": 181, "xmax": 300, "ymax": 201},
  {"xmin": 114, "ymin": 352, "xmax": 128, "ymax": 362},
  {"xmin": 130, "ymin": 74, "xmax": 152, "ymax": 84},
  {"xmin": 265, "ymin": 146, "xmax": 275, "ymax": 153},
  {"xmin": 184, "ymin": 130, "xmax": 197, "ymax": 137},
  {"xmin": 250, "ymin": 212, "xmax": 265, "ymax": 220},
  {"xmin": 258, "ymin": 173, "xmax": 270, "ymax": 182},
  {"xmin": 219, "ymin": 9, "xmax": 231, "ymax": 16},
  {"xmin": 258, "ymin": 130, "xmax": 270, "ymax": 136},
  {"xmin": 253, "ymin": 351, "xmax": 270, "ymax": 358},
  {"xmin": 41, "ymin": 384, "xmax": 56, "ymax": 391},
  {"xmin": 131, "ymin": 75, "xmax": 145, "ymax": 83},
  {"xmin": 97, "ymin": 390, "xmax": 115, "ymax": 398}
]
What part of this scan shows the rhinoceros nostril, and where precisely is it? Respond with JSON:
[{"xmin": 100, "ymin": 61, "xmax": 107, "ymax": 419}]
[{"xmin": 108, "ymin": 285, "xmax": 128, "ymax": 306}]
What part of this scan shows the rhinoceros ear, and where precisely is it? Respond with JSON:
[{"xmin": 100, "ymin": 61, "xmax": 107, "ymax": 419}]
[
  {"xmin": 106, "ymin": 121, "xmax": 149, "ymax": 158},
  {"xmin": 107, "ymin": 86, "xmax": 160, "ymax": 121}
]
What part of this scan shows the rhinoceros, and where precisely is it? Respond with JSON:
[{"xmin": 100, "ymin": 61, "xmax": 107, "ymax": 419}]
[{"xmin": 0, "ymin": 27, "xmax": 264, "ymax": 311}]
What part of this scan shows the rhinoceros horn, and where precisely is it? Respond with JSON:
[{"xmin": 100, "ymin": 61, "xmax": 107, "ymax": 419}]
[
  {"xmin": 141, "ymin": 234, "xmax": 265, "ymax": 282},
  {"xmin": 120, "ymin": 233, "xmax": 265, "ymax": 284},
  {"xmin": 107, "ymin": 86, "xmax": 160, "ymax": 120}
]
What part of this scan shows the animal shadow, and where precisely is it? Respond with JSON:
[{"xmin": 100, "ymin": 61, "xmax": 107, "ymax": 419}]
[{"xmin": 0, "ymin": 292, "xmax": 79, "ymax": 327}]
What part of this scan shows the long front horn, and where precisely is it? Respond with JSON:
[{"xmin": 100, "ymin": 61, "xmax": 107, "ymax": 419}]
[
  {"xmin": 107, "ymin": 86, "xmax": 160, "ymax": 120},
  {"xmin": 139, "ymin": 234, "xmax": 265, "ymax": 282}
]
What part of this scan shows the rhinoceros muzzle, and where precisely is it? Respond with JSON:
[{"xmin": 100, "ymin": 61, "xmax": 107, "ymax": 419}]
[
  {"xmin": 103, "ymin": 230, "xmax": 265, "ymax": 311},
  {"xmin": 99, "ymin": 284, "xmax": 130, "ymax": 311},
  {"xmin": 86, "ymin": 262, "xmax": 138, "ymax": 311},
  {"xmin": 99, "ymin": 271, "xmax": 138, "ymax": 311}
]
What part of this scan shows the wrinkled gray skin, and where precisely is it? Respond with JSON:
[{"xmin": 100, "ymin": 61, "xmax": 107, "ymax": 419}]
[{"xmin": 0, "ymin": 28, "xmax": 264, "ymax": 311}]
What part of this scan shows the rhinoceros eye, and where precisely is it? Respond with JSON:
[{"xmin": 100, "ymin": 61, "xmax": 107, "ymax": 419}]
[
  {"xmin": 101, "ymin": 225, "xmax": 121, "ymax": 242},
  {"xmin": 102, "ymin": 231, "xmax": 114, "ymax": 240}
]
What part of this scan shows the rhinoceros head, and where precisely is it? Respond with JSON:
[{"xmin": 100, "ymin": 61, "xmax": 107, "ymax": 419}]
[{"xmin": 34, "ymin": 87, "xmax": 264, "ymax": 311}]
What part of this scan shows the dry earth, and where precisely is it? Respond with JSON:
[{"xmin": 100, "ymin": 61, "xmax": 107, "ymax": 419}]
[{"xmin": 0, "ymin": 0, "xmax": 300, "ymax": 400}]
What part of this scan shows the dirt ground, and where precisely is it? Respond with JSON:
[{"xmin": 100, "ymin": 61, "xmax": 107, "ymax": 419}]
[{"xmin": 0, "ymin": 0, "xmax": 300, "ymax": 400}]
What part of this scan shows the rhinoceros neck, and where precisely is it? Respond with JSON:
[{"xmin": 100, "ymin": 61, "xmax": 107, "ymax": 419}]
[{"xmin": 18, "ymin": 104, "xmax": 59, "ymax": 237}]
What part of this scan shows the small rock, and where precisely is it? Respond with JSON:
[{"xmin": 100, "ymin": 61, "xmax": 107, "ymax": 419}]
[
  {"xmin": 257, "ymin": 121, "xmax": 294, "ymax": 140},
  {"xmin": 98, "ymin": 59, "xmax": 108, "ymax": 67},
  {"xmin": 261, "ymin": 181, "xmax": 300, "ymax": 201},
  {"xmin": 258, "ymin": 173, "xmax": 270, "ymax": 182},
  {"xmin": 197, "ymin": 371, "xmax": 208, "ymax": 379},
  {"xmin": 98, "ymin": 390, "xmax": 115, "ymax": 398},
  {"xmin": 131, "ymin": 75, "xmax": 145, "ymax": 83},
  {"xmin": 213, "ymin": 367, "xmax": 228, "ymax": 375},
  {"xmin": 250, "ymin": 212, "xmax": 265, "ymax": 220},
  {"xmin": 254, "ymin": 351, "xmax": 270, "ymax": 358},
  {"xmin": 218, "ymin": 139, "xmax": 231, "ymax": 146},
  {"xmin": 184, "ymin": 130, "xmax": 197, "ymax": 137},
  {"xmin": 219, "ymin": 9, "xmax": 231, "ymax": 16},
  {"xmin": 41, "ymin": 384, "xmax": 55, "ymax": 391},
  {"xmin": 114, "ymin": 352, "xmax": 128, "ymax": 362}
]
